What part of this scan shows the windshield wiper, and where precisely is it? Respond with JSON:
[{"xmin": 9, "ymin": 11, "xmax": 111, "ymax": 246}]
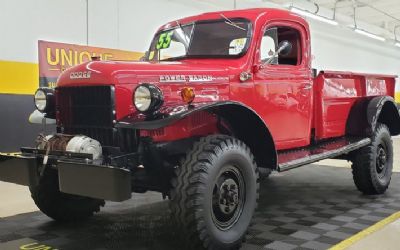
[{"xmin": 220, "ymin": 14, "xmax": 246, "ymax": 31}]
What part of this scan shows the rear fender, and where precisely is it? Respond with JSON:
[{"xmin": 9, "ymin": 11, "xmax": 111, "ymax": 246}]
[
  {"xmin": 116, "ymin": 102, "xmax": 278, "ymax": 170},
  {"xmin": 347, "ymin": 96, "xmax": 400, "ymax": 136},
  {"xmin": 368, "ymin": 96, "xmax": 400, "ymax": 136}
]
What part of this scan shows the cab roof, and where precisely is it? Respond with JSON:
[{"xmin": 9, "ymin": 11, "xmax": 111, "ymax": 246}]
[{"xmin": 158, "ymin": 8, "xmax": 308, "ymax": 31}]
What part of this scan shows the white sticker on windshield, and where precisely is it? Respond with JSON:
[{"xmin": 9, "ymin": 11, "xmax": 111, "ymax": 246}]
[{"xmin": 229, "ymin": 38, "xmax": 247, "ymax": 55}]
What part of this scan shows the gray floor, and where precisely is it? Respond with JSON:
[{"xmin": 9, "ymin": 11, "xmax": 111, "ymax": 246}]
[{"xmin": 1, "ymin": 165, "xmax": 400, "ymax": 250}]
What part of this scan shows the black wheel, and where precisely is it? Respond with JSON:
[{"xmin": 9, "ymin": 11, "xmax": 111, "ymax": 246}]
[
  {"xmin": 170, "ymin": 135, "xmax": 259, "ymax": 250},
  {"xmin": 30, "ymin": 168, "xmax": 105, "ymax": 222},
  {"xmin": 351, "ymin": 123, "xmax": 393, "ymax": 195}
]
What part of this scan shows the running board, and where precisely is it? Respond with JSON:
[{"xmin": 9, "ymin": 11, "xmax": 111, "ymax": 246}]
[{"xmin": 278, "ymin": 137, "xmax": 371, "ymax": 172}]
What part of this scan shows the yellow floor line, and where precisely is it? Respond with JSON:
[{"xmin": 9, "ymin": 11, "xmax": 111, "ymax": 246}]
[
  {"xmin": 0, "ymin": 152, "xmax": 20, "ymax": 156},
  {"xmin": 329, "ymin": 211, "xmax": 400, "ymax": 250}
]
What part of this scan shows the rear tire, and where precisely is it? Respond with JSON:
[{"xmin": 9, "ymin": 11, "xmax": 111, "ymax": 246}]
[
  {"xmin": 30, "ymin": 168, "xmax": 105, "ymax": 222},
  {"xmin": 170, "ymin": 135, "xmax": 259, "ymax": 250},
  {"xmin": 351, "ymin": 123, "xmax": 393, "ymax": 195}
]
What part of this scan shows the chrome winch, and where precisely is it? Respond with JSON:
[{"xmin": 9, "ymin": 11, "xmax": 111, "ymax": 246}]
[{"xmin": 37, "ymin": 134, "xmax": 103, "ymax": 161}]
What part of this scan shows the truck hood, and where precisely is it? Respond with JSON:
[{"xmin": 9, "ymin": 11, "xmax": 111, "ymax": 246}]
[
  {"xmin": 57, "ymin": 60, "xmax": 233, "ymax": 87},
  {"xmin": 57, "ymin": 60, "xmax": 234, "ymax": 120}
]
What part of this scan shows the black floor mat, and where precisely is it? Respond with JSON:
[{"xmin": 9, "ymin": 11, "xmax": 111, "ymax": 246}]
[{"xmin": 1, "ymin": 164, "xmax": 400, "ymax": 250}]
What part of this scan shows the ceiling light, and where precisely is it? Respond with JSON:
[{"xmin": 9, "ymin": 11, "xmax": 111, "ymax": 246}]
[
  {"xmin": 354, "ymin": 29, "xmax": 386, "ymax": 42},
  {"xmin": 290, "ymin": 7, "xmax": 338, "ymax": 26},
  {"xmin": 395, "ymin": 42, "xmax": 400, "ymax": 48}
]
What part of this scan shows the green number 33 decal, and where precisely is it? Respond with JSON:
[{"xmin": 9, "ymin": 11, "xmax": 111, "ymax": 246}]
[{"xmin": 156, "ymin": 31, "xmax": 173, "ymax": 50}]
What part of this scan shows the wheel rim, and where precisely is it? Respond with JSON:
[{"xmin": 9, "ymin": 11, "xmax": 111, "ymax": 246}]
[
  {"xmin": 211, "ymin": 165, "xmax": 245, "ymax": 231},
  {"xmin": 376, "ymin": 143, "xmax": 388, "ymax": 178}
]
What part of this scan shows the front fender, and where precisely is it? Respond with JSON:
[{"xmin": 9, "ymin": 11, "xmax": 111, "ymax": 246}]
[
  {"xmin": 116, "ymin": 101, "xmax": 278, "ymax": 170},
  {"xmin": 116, "ymin": 101, "xmax": 241, "ymax": 130}
]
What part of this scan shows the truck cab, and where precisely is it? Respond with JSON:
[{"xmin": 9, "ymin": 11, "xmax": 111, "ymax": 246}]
[{"xmin": 1, "ymin": 8, "xmax": 400, "ymax": 250}]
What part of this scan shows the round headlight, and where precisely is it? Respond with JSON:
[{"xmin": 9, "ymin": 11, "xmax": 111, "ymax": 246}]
[
  {"xmin": 34, "ymin": 89, "xmax": 47, "ymax": 112},
  {"xmin": 133, "ymin": 84, "xmax": 163, "ymax": 113},
  {"xmin": 34, "ymin": 88, "xmax": 55, "ymax": 116},
  {"xmin": 134, "ymin": 85, "xmax": 152, "ymax": 112}
]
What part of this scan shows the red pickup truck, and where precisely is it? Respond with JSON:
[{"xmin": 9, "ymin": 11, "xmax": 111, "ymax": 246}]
[{"xmin": 1, "ymin": 8, "xmax": 400, "ymax": 250}]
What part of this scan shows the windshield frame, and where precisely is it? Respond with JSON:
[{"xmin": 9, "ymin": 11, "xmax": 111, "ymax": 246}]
[{"xmin": 147, "ymin": 17, "xmax": 253, "ymax": 61}]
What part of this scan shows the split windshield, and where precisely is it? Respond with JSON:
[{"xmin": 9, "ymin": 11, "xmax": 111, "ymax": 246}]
[{"xmin": 146, "ymin": 18, "xmax": 251, "ymax": 61}]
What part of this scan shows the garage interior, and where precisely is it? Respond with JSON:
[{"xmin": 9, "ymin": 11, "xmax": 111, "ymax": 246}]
[{"xmin": 1, "ymin": 0, "xmax": 400, "ymax": 250}]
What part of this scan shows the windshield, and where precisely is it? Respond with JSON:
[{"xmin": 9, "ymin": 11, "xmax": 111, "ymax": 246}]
[{"xmin": 147, "ymin": 18, "xmax": 251, "ymax": 61}]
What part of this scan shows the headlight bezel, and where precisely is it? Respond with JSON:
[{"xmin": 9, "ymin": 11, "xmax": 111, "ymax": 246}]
[
  {"xmin": 34, "ymin": 87, "xmax": 55, "ymax": 117},
  {"xmin": 133, "ymin": 83, "xmax": 164, "ymax": 114}
]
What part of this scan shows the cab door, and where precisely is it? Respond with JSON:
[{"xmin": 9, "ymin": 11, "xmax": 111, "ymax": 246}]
[{"xmin": 253, "ymin": 21, "xmax": 313, "ymax": 150}]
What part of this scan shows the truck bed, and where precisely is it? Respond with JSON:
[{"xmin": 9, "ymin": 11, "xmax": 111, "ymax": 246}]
[{"xmin": 313, "ymin": 71, "xmax": 396, "ymax": 140}]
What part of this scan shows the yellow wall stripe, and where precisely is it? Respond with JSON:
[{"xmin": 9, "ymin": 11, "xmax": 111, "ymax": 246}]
[
  {"xmin": 396, "ymin": 92, "xmax": 400, "ymax": 103},
  {"xmin": 329, "ymin": 211, "xmax": 400, "ymax": 250},
  {"xmin": 0, "ymin": 60, "xmax": 38, "ymax": 95}
]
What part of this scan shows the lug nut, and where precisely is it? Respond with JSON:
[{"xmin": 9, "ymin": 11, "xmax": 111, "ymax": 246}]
[{"xmin": 233, "ymin": 194, "xmax": 238, "ymax": 203}]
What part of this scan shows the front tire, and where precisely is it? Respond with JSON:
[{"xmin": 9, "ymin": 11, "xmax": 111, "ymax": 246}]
[
  {"xmin": 170, "ymin": 135, "xmax": 259, "ymax": 250},
  {"xmin": 351, "ymin": 123, "xmax": 393, "ymax": 195},
  {"xmin": 30, "ymin": 168, "xmax": 105, "ymax": 222}
]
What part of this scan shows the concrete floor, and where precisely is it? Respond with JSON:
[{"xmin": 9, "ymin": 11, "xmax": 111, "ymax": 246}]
[
  {"xmin": 0, "ymin": 182, "xmax": 37, "ymax": 217},
  {"xmin": 298, "ymin": 137, "xmax": 400, "ymax": 250},
  {"xmin": 0, "ymin": 137, "xmax": 399, "ymax": 249},
  {"xmin": 347, "ymin": 218, "xmax": 400, "ymax": 250}
]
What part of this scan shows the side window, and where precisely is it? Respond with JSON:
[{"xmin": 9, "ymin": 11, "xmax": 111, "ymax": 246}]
[{"xmin": 261, "ymin": 26, "xmax": 302, "ymax": 66}]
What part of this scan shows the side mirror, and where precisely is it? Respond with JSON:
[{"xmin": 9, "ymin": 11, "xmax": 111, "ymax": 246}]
[{"xmin": 278, "ymin": 40, "xmax": 292, "ymax": 56}]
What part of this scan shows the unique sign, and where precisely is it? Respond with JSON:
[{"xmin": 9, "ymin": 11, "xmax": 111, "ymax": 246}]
[{"xmin": 38, "ymin": 40, "xmax": 144, "ymax": 88}]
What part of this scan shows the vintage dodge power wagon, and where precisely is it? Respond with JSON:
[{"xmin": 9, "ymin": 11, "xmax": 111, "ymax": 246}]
[{"xmin": 1, "ymin": 8, "xmax": 400, "ymax": 250}]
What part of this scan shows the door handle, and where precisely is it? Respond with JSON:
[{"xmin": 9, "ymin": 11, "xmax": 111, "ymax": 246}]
[{"xmin": 303, "ymin": 84, "xmax": 312, "ymax": 90}]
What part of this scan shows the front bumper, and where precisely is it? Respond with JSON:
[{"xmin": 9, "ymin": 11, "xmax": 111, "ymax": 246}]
[
  {"xmin": 0, "ymin": 151, "xmax": 132, "ymax": 202},
  {"xmin": 0, "ymin": 153, "xmax": 39, "ymax": 186},
  {"xmin": 58, "ymin": 161, "xmax": 131, "ymax": 201}
]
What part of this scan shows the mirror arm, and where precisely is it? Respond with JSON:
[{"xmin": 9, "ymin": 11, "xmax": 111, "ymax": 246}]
[
  {"xmin": 260, "ymin": 46, "xmax": 284, "ymax": 68},
  {"xmin": 259, "ymin": 41, "xmax": 291, "ymax": 69},
  {"xmin": 264, "ymin": 54, "xmax": 278, "ymax": 65}
]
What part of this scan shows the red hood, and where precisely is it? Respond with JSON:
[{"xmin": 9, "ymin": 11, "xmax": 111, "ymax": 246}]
[
  {"xmin": 57, "ymin": 60, "xmax": 236, "ymax": 87},
  {"xmin": 57, "ymin": 60, "xmax": 235, "ymax": 120}
]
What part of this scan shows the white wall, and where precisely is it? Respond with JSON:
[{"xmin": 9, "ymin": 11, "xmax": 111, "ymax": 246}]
[
  {"xmin": 0, "ymin": 0, "xmax": 399, "ymax": 91},
  {"xmin": 0, "ymin": 0, "xmax": 87, "ymax": 63},
  {"xmin": 310, "ymin": 21, "xmax": 400, "ymax": 74}
]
